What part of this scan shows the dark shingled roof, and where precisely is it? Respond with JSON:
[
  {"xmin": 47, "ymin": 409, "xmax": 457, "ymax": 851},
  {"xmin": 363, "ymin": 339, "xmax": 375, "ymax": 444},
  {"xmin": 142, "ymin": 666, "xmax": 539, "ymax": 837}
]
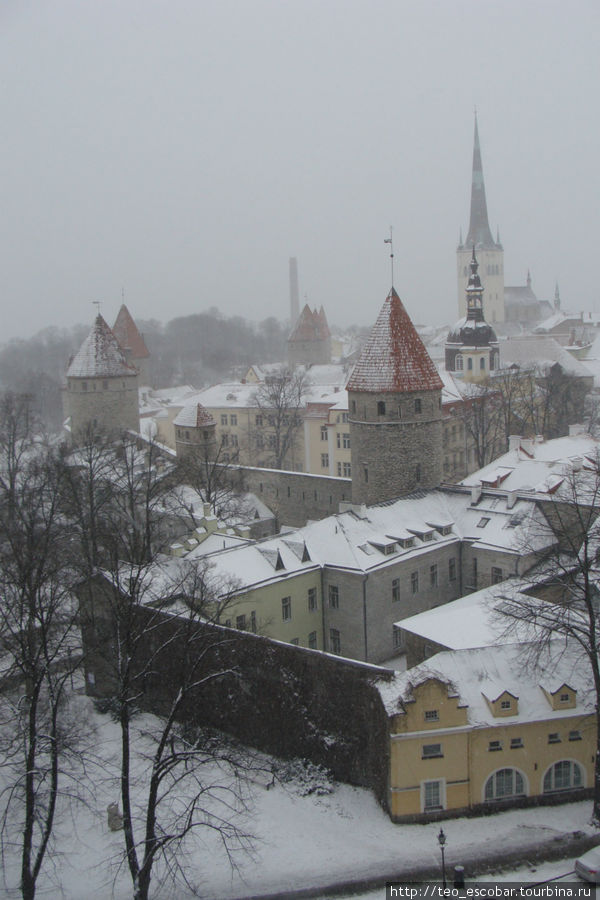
[{"xmin": 346, "ymin": 289, "xmax": 443, "ymax": 393}]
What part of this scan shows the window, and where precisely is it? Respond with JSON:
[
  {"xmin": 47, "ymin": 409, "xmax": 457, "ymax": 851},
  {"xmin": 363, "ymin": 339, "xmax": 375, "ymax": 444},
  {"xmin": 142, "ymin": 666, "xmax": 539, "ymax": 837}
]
[
  {"xmin": 467, "ymin": 358, "xmax": 473, "ymax": 371},
  {"xmin": 256, "ymin": 434, "xmax": 264, "ymax": 449},
  {"xmin": 510, "ymin": 738, "xmax": 524, "ymax": 749},
  {"xmin": 488, "ymin": 740, "xmax": 502, "ymax": 752},
  {"xmin": 422, "ymin": 743, "xmax": 442, "ymax": 759},
  {"xmin": 424, "ymin": 709, "xmax": 439, "ymax": 722},
  {"xmin": 82, "ymin": 381, "xmax": 88, "ymax": 391},
  {"xmin": 255, "ymin": 414, "xmax": 263, "ymax": 426},
  {"xmin": 569, "ymin": 730, "xmax": 582, "ymax": 741},
  {"xmin": 472, "ymin": 558, "xmax": 478, "ymax": 588},
  {"xmin": 351, "ymin": 400, "xmax": 356, "ymax": 414},
  {"xmin": 342, "ymin": 412, "xmax": 349, "ymax": 423},
  {"xmin": 449, "ymin": 558, "xmax": 456, "ymax": 581},
  {"xmin": 222, "ymin": 434, "xmax": 229, "ymax": 447},
  {"xmin": 548, "ymin": 733, "xmax": 561, "ymax": 744},
  {"xmin": 337, "ymin": 462, "xmax": 342, "ymax": 476},
  {"xmin": 411, "ymin": 571, "xmax": 419, "ymax": 594},
  {"xmin": 500, "ymin": 699, "xmax": 512, "ymax": 710},
  {"xmin": 491, "ymin": 567, "xmax": 503, "ymax": 585},
  {"xmin": 103, "ymin": 380, "xmax": 108, "ymax": 390},
  {"xmin": 560, "ymin": 693, "xmax": 570, "ymax": 703},
  {"xmin": 221, "ymin": 414, "xmax": 228, "ymax": 426},
  {"xmin": 231, "ymin": 434, "xmax": 238, "ymax": 447},
  {"xmin": 328, "ymin": 585, "xmax": 339, "ymax": 609},
  {"xmin": 230, "ymin": 414, "xmax": 238, "ymax": 426},
  {"xmin": 281, "ymin": 597, "xmax": 292, "ymax": 621},
  {"xmin": 480, "ymin": 357, "xmax": 486, "ymax": 370},
  {"xmin": 321, "ymin": 453, "xmax": 329, "ymax": 468},
  {"xmin": 484, "ymin": 768, "xmax": 525, "ymax": 801},
  {"xmin": 364, "ymin": 467, "xmax": 369, "ymax": 483},
  {"xmin": 290, "ymin": 638, "xmax": 299, "ymax": 646},
  {"xmin": 343, "ymin": 462, "xmax": 351, "ymax": 477},
  {"xmin": 455, "ymin": 354, "xmax": 463, "ymax": 371},
  {"xmin": 543, "ymin": 761, "xmax": 583, "ymax": 793},
  {"xmin": 423, "ymin": 780, "xmax": 443, "ymax": 812},
  {"xmin": 308, "ymin": 631, "xmax": 317, "ymax": 649},
  {"xmin": 416, "ymin": 464, "xmax": 421, "ymax": 483},
  {"xmin": 393, "ymin": 626, "xmax": 402, "ymax": 648},
  {"xmin": 250, "ymin": 611, "xmax": 257, "ymax": 633},
  {"xmin": 320, "ymin": 426, "xmax": 328, "ymax": 441},
  {"xmin": 477, "ymin": 517, "xmax": 490, "ymax": 528},
  {"xmin": 308, "ymin": 587, "xmax": 318, "ymax": 611},
  {"xmin": 392, "ymin": 578, "xmax": 400, "ymax": 602},
  {"xmin": 336, "ymin": 433, "xmax": 341, "ymax": 449},
  {"xmin": 343, "ymin": 433, "xmax": 351, "ymax": 448},
  {"xmin": 329, "ymin": 628, "xmax": 341, "ymax": 654},
  {"xmin": 236, "ymin": 614, "xmax": 246, "ymax": 630},
  {"xmin": 430, "ymin": 564, "xmax": 438, "ymax": 587},
  {"xmin": 377, "ymin": 401, "xmax": 386, "ymax": 415},
  {"xmin": 414, "ymin": 399, "xmax": 422, "ymax": 414}
]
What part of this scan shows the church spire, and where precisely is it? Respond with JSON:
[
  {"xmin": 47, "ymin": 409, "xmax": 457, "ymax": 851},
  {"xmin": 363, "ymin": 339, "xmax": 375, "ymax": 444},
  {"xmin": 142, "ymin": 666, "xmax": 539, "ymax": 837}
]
[
  {"xmin": 465, "ymin": 114, "xmax": 496, "ymax": 250},
  {"xmin": 465, "ymin": 246, "xmax": 485, "ymax": 321}
]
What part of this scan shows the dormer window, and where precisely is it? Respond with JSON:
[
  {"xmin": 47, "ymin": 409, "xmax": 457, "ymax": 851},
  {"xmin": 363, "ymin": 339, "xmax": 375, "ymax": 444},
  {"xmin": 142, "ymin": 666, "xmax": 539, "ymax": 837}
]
[{"xmin": 477, "ymin": 517, "xmax": 490, "ymax": 528}]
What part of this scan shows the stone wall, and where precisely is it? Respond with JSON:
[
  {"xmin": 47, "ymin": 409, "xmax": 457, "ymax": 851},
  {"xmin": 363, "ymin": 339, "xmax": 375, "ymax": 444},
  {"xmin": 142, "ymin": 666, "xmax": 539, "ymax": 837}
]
[
  {"xmin": 64, "ymin": 375, "xmax": 139, "ymax": 439},
  {"xmin": 348, "ymin": 388, "xmax": 442, "ymax": 505},
  {"xmin": 80, "ymin": 578, "xmax": 393, "ymax": 809}
]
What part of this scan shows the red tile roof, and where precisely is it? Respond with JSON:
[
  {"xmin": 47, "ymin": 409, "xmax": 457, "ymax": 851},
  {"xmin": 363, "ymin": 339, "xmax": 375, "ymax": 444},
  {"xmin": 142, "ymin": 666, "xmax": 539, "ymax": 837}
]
[
  {"xmin": 112, "ymin": 305, "xmax": 150, "ymax": 359},
  {"xmin": 346, "ymin": 289, "xmax": 443, "ymax": 393},
  {"xmin": 173, "ymin": 403, "xmax": 216, "ymax": 428},
  {"xmin": 289, "ymin": 304, "xmax": 331, "ymax": 342}
]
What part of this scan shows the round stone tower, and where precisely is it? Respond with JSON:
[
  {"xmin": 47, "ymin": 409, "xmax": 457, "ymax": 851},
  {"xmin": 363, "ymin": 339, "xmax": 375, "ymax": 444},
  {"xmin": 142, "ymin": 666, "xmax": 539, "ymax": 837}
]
[
  {"xmin": 346, "ymin": 288, "xmax": 443, "ymax": 506},
  {"xmin": 174, "ymin": 402, "xmax": 217, "ymax": 459},
  {"xmin": 64, "ymin": 314, "xmax": 139, "ymax": 441}
]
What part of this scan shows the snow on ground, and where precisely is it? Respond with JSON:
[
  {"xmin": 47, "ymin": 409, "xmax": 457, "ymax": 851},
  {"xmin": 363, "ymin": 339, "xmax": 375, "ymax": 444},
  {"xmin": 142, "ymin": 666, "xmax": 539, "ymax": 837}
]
[{"xmin": 1, "ymin": 693, "xmax": 598, "ymax": 899}]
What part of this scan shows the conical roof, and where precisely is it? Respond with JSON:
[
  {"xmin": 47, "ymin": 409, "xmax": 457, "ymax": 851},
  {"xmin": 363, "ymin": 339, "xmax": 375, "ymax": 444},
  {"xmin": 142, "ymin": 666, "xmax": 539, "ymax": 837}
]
[
  {"xmin": 346, "ymin": 289, "xmax": 443, "ymax": 393},
  {"xmin": 66, "ymin": 315, "xmax": 137, "ymax": 378},
  {"xmin": 112, "ymin": 304, "xmax": 150, "ymax": 359},
  {"xmin": 289, "ymin": 304, "xmax": 330, "ymax": 342},
  {"xmin": 464, "ymin": 115, "xmax": 497, "ymax": 250},
  {"xmin": 173, "ymin": 403, "xmax": 216, "ymax": 428}
]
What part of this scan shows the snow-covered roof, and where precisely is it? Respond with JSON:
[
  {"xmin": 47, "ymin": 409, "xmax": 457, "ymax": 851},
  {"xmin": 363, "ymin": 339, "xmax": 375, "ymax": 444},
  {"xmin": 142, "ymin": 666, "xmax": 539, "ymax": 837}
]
[
  {"xmin": 66, "ymin": 315, "xmax": 137, "ymax": 379},
  {"xmin": 460, "ymin": 433, "xmax": 600, "ymax": 498},
  {"xmin": 378, "ymin": 641, "xmax": 594, "ymax": 723},
  {"xmin": 173, "ymin": 403, "xmax": 215, "ymax": 428},
  {"xmin": 499, "ymin": 338, "xmax": 593, "ymax": 378},
  {"xmin": 346, "ymin": 289, "xmax": 443, "ymax": 394}
]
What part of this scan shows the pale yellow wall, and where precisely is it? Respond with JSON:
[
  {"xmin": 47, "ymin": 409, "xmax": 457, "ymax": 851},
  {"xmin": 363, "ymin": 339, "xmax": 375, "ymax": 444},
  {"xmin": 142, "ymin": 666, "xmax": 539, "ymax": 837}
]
[
  {"xmin": 217, "ymin": 569, "xmax": 324, "ymax": 650},
  {"xmin": 304, "ymin": 406, "xmax": 351, "ymax": 477},
  {"xmin": 389, "ymin": 677, "xmax": 595, "ymax": 819}
]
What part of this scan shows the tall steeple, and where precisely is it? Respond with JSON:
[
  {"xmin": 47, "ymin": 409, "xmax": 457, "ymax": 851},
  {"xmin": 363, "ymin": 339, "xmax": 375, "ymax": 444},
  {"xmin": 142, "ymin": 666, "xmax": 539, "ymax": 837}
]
[{"xmin": 465, "ymin": 114, "xmax": 496, "ymax": 250}]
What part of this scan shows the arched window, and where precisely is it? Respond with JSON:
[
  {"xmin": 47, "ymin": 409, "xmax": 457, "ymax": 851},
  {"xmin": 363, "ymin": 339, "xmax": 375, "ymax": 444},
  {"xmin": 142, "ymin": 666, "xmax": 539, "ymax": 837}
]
[
  {"xmin": 484, "ymin": 768, "xmax": 526, "ymax": 801},
  {"xmin": 377, "ymin": 401, "xmax": 386, "ymax": 416},
  {"xmin": 543, "ymin": 760, "xmax": 583, "ymax": 793},
  {"xmin": 455, "ymin": 354, "xmax": 463, "ymax": 371},
  {"xmin": 467, "ymin": 358, "xmax": 473, "ymax": 371},
  {"xmin": 480, "ymin": 357, "xmax": 485, "ymax": 370}
]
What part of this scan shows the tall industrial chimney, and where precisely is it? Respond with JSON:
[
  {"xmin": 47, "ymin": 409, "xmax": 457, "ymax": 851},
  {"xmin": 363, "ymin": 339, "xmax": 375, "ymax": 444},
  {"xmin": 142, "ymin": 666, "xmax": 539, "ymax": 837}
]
[{"xmin": 289, "ymin": 257, "xmax": 299, "ymax": 325}]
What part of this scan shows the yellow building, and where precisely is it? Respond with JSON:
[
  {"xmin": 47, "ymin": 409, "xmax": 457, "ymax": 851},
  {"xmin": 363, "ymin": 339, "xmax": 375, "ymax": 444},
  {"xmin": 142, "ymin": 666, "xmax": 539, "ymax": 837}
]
[{"xmin": 384, "ymin": 643, "xmax": 594, "ymax": 820}]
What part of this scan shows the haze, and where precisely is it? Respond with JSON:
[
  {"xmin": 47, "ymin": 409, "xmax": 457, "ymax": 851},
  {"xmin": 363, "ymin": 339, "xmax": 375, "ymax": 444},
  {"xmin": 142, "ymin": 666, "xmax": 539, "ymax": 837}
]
[{"xmin": 1, "ymin": 0, "xmax": 598, "ymax": 341}]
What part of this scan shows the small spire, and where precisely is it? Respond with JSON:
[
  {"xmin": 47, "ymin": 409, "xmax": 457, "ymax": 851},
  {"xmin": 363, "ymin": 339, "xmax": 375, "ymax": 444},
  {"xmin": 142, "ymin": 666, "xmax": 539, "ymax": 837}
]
[
  {"xmin": 527, "ymin": 269, "xmax": 531, "ymax": 288},
  {"xmin": 554, "ymin": 282, "xmax": 561, "ymax": 310},
  {"xmin": 465, "ymin": 246, "xmax": 484, "ymax": 320}
]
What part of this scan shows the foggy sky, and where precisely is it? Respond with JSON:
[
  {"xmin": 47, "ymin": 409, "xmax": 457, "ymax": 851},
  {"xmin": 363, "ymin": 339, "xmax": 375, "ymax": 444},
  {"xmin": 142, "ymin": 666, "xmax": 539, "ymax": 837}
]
[{"xmin": 1, "ymin": 0, "xmax": 599, "ymax": 342}]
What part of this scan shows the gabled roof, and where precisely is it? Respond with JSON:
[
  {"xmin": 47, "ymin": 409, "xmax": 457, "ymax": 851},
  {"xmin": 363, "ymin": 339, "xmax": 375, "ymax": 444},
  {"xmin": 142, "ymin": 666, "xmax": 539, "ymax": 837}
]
[
  {"xmin": 289, "ymin": 304, "xmax": 331, "ymax": 342},
  {"xmin": 112, "ymin": 304, "xmax": 150, "ymax": 359},
  {"xmin": 66, "ymin": 315, "xmax": 137, "ymax": 379},
  {"xmin": 173, "ymin": 403, "xmax": 216, "ymax": 428},
  {"xmin": 346, "ymin": 289, "xmax": 443, "ymax": 393}
]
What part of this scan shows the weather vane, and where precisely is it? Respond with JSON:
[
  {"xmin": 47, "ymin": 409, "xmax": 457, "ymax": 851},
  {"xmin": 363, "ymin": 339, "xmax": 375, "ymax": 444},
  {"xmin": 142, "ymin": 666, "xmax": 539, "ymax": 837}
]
[
  {"xmin": 92, "ymin": 300, "xmax": 102, "ymax": 316},
  {"xmin": 384, "ymin": 226, "xmax": 394, "ymax": 288}
]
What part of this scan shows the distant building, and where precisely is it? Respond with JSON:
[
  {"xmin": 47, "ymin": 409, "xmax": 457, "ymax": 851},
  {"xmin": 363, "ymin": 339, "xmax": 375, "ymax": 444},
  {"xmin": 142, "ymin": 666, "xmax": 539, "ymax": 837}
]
[
  {"xmin": 446, "ymin": 247, "xmax": 499, "ymax": 383},
  {"xmin": 63, "ymin": 314, "xmax": 139, "ymax": 440},
  {"xmin": 112, "ymin": 304, "xmax": 151, "ymax": 385},
  {"xmin": 288, "ymin": 304, "xmax": 332, "ymax": 367}
]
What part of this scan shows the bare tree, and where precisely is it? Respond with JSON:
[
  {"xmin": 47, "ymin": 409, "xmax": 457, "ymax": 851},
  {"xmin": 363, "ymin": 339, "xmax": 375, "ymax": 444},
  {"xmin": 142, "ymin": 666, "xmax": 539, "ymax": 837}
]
[
  {"xmin": 455, "ymin": 380, "xmax": 505, "ymax": 470},
  {"xmin": 176, "ymin": 436, "xmax": 246, "ymax": 520},
  {"xmin": 252, "ymin": 368, "xmax": 309, "ymax": 469},
  {"xmin": 495, "ymin": 456, "xmax": 600, "ymax": 823},
  {"xmin": 0, "ymin": 394, "xmax": 84, "ymax": 900},
  {"xmin": 72, "ymin": 434, "xmax": 252, "ymax": 899}
]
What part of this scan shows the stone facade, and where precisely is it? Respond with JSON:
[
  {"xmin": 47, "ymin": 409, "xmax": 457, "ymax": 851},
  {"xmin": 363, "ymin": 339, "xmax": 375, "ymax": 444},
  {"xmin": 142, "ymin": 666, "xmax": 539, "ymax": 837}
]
[
  {"xmin": 238, "ymin": 465, "xmax": 351, "ymax": 528},
  {"xmin": 349, "ymin": 388, "xmax": 442, "ymax": 505},
  {"xmin": 65, "ymin": 375, "xmax": 140, "ymax": 439}
]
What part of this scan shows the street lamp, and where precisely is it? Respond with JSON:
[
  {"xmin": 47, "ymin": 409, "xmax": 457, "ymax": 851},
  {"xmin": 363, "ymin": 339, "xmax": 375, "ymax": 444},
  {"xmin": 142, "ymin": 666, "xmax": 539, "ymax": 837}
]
[{"xmin": 437, "ymin": 826, "xmax": 447, "ymax": 888}]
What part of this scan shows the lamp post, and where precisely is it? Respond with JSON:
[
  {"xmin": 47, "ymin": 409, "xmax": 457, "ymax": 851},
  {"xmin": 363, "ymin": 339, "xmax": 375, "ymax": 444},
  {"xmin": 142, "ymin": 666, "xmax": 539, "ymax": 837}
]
[{"xmin": 437, "ymin": 826, "xmax": 447, "ymax": 888}]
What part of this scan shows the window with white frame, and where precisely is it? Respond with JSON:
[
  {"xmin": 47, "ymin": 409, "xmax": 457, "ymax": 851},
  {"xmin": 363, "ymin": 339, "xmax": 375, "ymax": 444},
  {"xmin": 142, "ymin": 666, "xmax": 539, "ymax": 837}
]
[
  {"xmin": 484, "ymin": 768, "xmax": 525, "ymax": 801},
  {"xmin": 329, "ymin": 628, "xmax": 341, "ymax": 654},
  {"xmin": 422, "ymin": 779, "xmax": 444, "ymax": 812},
  {"xmin": 422, "ymin": 743, "xmax": 442, "ymax": 758},
  {"xmin": 281, "ymin": 597, "xmax": 292, "ymax": 621},
  {"xmin": 543, "ymin": 760, "xmax": 583, "ymax": 793}
]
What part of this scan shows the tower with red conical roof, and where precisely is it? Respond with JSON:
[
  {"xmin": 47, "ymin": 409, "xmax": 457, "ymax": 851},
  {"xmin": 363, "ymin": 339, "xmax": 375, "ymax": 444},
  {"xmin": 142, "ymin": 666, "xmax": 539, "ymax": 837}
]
[
  {"xmin": 63, "ymin": 314, "xmax": 139, "ymax": 441},
  {"xmin": 287, "ymin": 304, "xmax": 332, "ymax": 367},
  {"xmin": 457, "ymin": 114, "xmax": 504, "ymax": 323},
  {"xmin": 346, "ymin": 288, "xmax": 443, "ymax": 505},
  {"xmin": 112, "ymin": 304, "xmax": 151, "ymax": 385}
]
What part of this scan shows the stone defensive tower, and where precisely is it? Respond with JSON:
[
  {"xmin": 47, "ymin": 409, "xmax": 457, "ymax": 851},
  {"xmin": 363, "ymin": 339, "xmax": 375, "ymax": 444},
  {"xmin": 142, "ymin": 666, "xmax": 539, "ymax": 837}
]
[
  {"xmin": 64, "ymin": 314, "xmax": 140, "ymax": 441},
  {"xmin": 457, "ymin": 114, "xmax": 504, "ymax": 323},
  {"xmin": 288, "ymin": 304, "xmax": 332, "ymax": 368},
  {"xmin": 112, "ymin": 304, "xmax": 151, "ymax": 385},
  {"xmin": 347, "ymin": 289, "xmax": 443, "ymax": 506},
  {"xmin": 173, "ymin": 402, "xmax": 217, "ymax": 459}
]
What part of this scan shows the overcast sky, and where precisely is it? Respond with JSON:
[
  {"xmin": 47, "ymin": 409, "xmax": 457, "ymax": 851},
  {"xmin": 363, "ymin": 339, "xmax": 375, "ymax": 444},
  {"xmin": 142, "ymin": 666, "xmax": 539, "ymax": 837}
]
[{"xmin": 1, "ymin": 0, "xmax": 598, "ymax": 341}]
